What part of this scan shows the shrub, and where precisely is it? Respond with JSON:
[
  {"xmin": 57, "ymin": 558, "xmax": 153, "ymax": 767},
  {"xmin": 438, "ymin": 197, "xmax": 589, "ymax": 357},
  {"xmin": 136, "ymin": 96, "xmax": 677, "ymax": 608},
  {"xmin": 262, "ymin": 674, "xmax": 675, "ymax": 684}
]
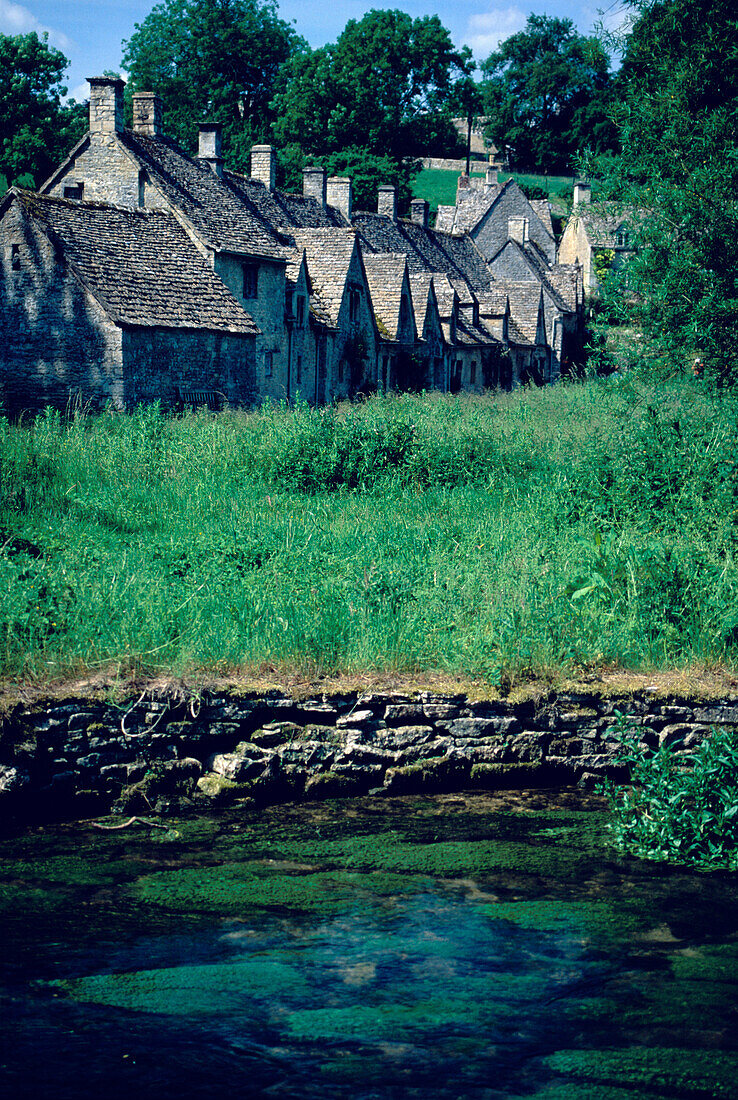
[{"xmin": 603, "ymin": 711, "xmax": 738, "ymax": 869}]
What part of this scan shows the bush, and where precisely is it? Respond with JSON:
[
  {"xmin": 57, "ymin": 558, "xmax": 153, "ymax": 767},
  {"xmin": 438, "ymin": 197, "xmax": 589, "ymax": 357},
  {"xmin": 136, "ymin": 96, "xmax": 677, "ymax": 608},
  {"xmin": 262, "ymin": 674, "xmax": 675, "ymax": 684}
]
[{"xmin": 603, "ymin": 712, "xmax": 738, "ymax": 869}]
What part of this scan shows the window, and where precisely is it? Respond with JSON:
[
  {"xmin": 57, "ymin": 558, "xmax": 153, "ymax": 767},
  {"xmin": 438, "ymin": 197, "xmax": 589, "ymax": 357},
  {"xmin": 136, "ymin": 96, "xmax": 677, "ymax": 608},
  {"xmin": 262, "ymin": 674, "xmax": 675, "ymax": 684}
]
[
  {"xmin": 63, "ymin": 182, "xmax": 83, "ymax": 200},
  {"xmin": 348, "ymin": 286, "xmax": 360, "ymax": 322},
  {"xmin": 470, "ymin": 360, "xmax": 477, "ymax": 384},
  {"xmin": 11, "ymin": 244, "xmax": 20, "ymax": 271},
  {"xmin": 285, "ymin": 285, "xmax": 293, "ymax": 316},
  {"xmin": 615, "ymin": 228, "xmax": 629, "ymax": 248},
  {"xmin": 138, "ymin": 170, "xmax": 147, "ymax": 207},
  {"xmin": 264, "ymin": 350, "xmax": 273, "ymax": 377},
  {"xmin": 242, "ymin": 264, "xmax": 258, "ymax": 299},
  {"xmin": 296, "ymin": 295, "xmax": 305, "ymax": 326}
]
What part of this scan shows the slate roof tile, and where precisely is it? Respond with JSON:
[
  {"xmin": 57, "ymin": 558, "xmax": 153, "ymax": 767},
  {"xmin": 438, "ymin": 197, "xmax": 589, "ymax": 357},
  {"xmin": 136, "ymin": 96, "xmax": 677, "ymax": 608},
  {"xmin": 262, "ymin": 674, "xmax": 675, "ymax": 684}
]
[
  {"xmin": 288, "ymin": 228, "xmax": 358, "ymax": 327},
  {"xmin": 18, "ymin": 190, "xmax": 258, "ymax": 334},
  {"xmin": 361, "ymin": 253, "xmax": 408, "ymax": 341}
]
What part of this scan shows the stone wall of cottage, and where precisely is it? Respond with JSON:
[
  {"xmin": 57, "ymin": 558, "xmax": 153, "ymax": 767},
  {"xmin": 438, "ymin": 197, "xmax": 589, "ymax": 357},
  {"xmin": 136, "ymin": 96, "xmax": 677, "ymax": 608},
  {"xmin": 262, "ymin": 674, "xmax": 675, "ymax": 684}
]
[
  {"xmin": 329, "ymin": 252, "xmax": 378, "ymax": 399},
  {"xmin": 558, "ymin": 218, "xmax": 595, "ymax": 288},
  {"xmin": 46, "ymin": 134, "xmax": 152, "ymax": 210},
  {"xmin": 0, "ymin": 203, "xmax": 125, "ymax": 415},
  {"xmin": 472, "ymin": 185, "xmax": 555, "ymax": 265},
  {"xmin": 1, "ymin": 688, "xmax": 736, "ymax": 821},
  {"xmin": 287, "ymin": 274, "xmax": 315, "ymax": 404},
  {"xmin": 122, "ymin": 327, "xmax": 256, "ymax": 408},
  {"xmin": 214, "ymin": 254, "xmax": 287, "ymax": 402}
]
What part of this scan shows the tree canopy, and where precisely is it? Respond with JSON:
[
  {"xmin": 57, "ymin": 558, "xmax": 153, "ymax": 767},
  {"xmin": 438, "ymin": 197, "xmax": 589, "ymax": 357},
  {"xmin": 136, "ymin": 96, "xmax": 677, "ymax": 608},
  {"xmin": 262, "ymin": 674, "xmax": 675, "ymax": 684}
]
[
  {"xmin": 272, "ymin": 9, "xmax": 474, "ymax": 210},
  {"xmin": 122, "ymin": 0, "xmax": 304, "ymax": 172},
  {"xmin": 592, "ymin": 0, "xmax": 738, "ymax": 383},
  {"xmin": 0, "ymin": 32, "xmax": 85, "ymax": 192},
  {"xmin": 480, "ymin": 15, "xmax": 616, "ymax": 172}
]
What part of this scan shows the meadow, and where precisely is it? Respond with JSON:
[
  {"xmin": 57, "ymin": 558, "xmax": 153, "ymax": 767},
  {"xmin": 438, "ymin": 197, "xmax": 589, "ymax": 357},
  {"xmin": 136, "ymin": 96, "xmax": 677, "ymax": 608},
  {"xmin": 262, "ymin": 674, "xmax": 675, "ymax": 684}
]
[{"xmin": 1, "ymin": 379, "xmax": 737, "ymax": 688}]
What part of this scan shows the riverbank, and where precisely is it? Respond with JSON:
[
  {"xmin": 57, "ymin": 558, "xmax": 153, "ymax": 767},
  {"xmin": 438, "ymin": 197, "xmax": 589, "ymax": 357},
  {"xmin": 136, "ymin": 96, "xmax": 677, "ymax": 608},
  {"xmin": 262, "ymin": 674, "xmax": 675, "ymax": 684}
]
[{"xmin": 2, "ymin": 679, "xmax": 737, "ymax": 823}]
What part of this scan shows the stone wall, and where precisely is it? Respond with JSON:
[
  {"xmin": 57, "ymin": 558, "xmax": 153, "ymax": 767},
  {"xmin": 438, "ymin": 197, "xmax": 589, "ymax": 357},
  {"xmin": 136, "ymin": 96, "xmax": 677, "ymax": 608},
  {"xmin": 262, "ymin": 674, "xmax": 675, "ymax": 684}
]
[
  {"xmin": 122, "ymin": 327, "xmax": 256, "ymax": 407},
  {"xmin": 1, "ymin": 689, "xmax": 736, "ymax": 823},
  {"xmin": 0, "ymin": 203, "xmax": 125, "ymax": 415}
]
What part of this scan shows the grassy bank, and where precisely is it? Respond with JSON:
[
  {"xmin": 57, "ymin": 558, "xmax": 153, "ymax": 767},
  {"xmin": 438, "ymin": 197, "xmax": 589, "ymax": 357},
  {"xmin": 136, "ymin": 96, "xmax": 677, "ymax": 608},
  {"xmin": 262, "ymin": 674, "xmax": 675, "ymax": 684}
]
[
  {"xmin": 2, "ymin": 381, "xmax": 737, "ymax": 686},
  {"xmin": 416, "ymin": 168, "xmax": 574, "ymax": 213}
]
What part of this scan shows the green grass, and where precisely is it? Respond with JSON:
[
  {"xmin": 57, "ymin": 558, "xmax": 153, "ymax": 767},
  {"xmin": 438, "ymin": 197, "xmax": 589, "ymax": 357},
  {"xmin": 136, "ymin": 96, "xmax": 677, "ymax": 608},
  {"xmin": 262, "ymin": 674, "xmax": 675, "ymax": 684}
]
[
  {"xmin": 1, "ymin": 380, "xmax": 738, "ymax": 685},
  {"xmin": 416, "ymin": 167, "xmax": 575, "ymax": 214}
]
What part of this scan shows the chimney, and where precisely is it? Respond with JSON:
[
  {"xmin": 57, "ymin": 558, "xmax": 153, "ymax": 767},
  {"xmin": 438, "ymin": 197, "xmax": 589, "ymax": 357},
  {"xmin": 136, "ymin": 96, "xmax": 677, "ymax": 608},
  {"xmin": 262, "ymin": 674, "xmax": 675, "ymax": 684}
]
[
  {"xmin": 377, "ymin": 184, "xmax": 397, "ymax": 221},
  {"xmin": 251, "ymin": 144, "xmax": 276, "ymax": 191},
  {"xmin": 410, "ymin": 198, "xmax": 429, "ymax": 228},
  {"xmin": 132, "ymin": 92, "xmax": 163, "ymax": 137},
  {"xmin": 303, "ymin": 166, "xmax": 326, "ymax": 207},
  {"xmin": 485, "ymin": 166, "xmax": 497, "ymax": 187},
  {"xmin": 198, "ymin": 123, "xmax": 223, "ymax": 178},
  {"xmin": 573, "ymin": 180, "xmax": 591, "ymax": 205},
  {"xmin": 508, "ymin": 217, "xmax": 529, "ymax": 246},
  {"xmin": 88, "ymin": 76, "xmax": 125, "ymax": 134},
  {"xmin": 327, "ymin": 176, "xmax": 352, "ymax": 221}
]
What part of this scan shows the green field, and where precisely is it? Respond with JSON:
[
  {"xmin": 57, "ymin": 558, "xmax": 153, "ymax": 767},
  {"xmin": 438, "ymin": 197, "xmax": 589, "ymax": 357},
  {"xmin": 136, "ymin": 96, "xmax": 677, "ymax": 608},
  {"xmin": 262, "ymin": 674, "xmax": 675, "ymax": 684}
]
[
  {"xmin": 416, "ymin": 168, "xmax": 575, "ymax": 214},
  {"xmin": 2, "ymin": 381, "xmax": 737, "ymax": 686}
]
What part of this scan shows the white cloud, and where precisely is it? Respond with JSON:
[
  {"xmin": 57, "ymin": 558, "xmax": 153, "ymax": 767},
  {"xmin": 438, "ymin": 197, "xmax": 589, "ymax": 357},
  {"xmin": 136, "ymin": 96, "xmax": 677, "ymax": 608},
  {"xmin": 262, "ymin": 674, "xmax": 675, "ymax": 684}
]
[
  {"xmin": 463, "ymin": 7, "xmax": 528, "ymax": 58},
  {"xmin": 0, "ymin": 0, "xmax": 74, "ymax": 52}
]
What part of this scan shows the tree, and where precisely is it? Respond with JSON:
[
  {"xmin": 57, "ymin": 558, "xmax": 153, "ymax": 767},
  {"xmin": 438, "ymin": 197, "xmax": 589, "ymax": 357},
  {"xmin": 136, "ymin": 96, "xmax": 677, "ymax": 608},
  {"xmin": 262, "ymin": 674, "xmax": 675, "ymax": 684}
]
[
  {"xmin": 590, "ymin": 0, "xmax": 738, "ymax": 384},
  {"xmin": 272, "ymin": 10, "xmax": 474, "ymax": 211},
  {"xmin": 0, "ymin": 33, "xmax": 86, "ymax": 192},
  {"xmin": 122, "ymin": 0, "xmax": 304, "ymax": 171},
  {"xmin": 480, "ymin": 15, "xmax": 616, "ymax": 172}
]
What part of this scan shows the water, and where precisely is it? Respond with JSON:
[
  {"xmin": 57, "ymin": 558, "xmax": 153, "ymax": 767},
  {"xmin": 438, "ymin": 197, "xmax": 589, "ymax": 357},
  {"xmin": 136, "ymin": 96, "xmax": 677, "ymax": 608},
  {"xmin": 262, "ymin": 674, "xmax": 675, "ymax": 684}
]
[{"xmin": 2, "ymin": 790, "xmax": 738, "ymax": 1099}]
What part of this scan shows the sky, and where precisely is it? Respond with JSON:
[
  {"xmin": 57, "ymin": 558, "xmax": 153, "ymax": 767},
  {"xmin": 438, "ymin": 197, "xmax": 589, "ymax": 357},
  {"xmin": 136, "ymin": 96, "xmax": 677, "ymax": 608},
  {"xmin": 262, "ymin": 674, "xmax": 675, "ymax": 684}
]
[{"xmin": 1, "ymin": 0, "xmax": 629, "ymax": 102}]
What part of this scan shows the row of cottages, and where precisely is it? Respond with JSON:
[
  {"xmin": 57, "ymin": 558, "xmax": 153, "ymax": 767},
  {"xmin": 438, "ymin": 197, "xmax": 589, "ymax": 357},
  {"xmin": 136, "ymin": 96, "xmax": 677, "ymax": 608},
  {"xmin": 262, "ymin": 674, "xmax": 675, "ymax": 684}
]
[{"xmin": 1, "ymin": 77, "xmax": 583, "ymax": 413}]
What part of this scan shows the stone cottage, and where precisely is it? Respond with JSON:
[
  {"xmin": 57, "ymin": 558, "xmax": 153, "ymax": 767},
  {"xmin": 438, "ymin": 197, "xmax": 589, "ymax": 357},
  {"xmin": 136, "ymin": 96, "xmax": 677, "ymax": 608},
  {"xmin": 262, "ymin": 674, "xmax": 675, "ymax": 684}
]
[
  {"xmin": 0, "ymin": 189, "xmax": 258, "ymax": 415},
  {"xmin": 558, "ymin": 181, "xmax": 635, "ymax": 292}
]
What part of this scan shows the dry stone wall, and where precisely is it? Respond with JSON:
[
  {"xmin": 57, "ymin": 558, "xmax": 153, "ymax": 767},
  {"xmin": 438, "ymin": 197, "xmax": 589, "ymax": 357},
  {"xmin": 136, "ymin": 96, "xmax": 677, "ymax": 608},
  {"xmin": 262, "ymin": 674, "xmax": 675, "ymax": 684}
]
[{"xmin": 2, "ymin": 689, "xmax": 737, "ymax": 823}]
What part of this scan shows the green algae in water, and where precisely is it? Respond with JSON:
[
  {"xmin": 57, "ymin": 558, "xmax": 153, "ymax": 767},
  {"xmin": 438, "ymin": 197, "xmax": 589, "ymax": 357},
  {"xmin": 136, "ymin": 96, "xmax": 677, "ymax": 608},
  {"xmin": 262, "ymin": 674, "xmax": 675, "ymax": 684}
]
[
  {"xmin": 132, "ymin": 863, "xmax": 434, "ymax": 916},
  {"xmin": 546, "ymin": 1048, "xmax": 738, "ymax": 1099},
  {"xmin": 62, "ymin": 957, "xmax": 309, "ymax": 1016},
  {"xmin": 477, "ymin": 899, "xmax": 641, "ymax": 945}
]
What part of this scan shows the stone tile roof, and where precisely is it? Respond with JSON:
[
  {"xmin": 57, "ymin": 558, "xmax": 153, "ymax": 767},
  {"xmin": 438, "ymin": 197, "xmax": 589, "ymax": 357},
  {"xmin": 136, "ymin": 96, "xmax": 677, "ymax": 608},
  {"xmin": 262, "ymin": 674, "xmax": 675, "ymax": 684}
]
[
  {"xmin": 230, "ymin": 174, "xmax": 349, "ymax": 230},
  {"xmin": 17, "ymin": 190, "xmax": 259, "ymax": 334},
  {"xmin": 547, "ymin": 264, "xmax": 580, "ymax": 311},
  {"xmin": 434, "ymin": 204, "xmax": 456, "ymax": 233},
  {"xmin": 431, "ymin": 273, "xmax": 457, "ymax": 320},
  {"xmin": 361, "ymin": 253, "xmax": 408, "ymax": 341},
  {"xmin": 530, "ymin": 199, "xmax": 554, "ymax": 239},
  {"xmin": 407, "ymin": 273, "xmax": 434, "ymax": 335},
  {"xmin": 119, "ymin": 131, "xmax": 286, "ymax": 259},
  {"xmin": 443, "ymin": 181, "xmax": 508, "ymax": 234},
  {"xmin": 289, "ymin": 228, "xmax": 358, "ymax": 327},
  {"xmin": 476, "ymin": 286, "xmax": 509, "ymax": 317},
  {"xmin": 499, "ymin": 281, "xmax": 545, "ymax": 346}
]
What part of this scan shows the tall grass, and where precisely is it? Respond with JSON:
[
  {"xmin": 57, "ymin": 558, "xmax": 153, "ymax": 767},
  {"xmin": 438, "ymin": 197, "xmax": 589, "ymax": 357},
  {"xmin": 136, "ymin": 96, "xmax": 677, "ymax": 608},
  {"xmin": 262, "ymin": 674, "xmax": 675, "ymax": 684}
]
[{"xmin": 1, "ymin": 380, "xmax": 737, "ymax": 684}]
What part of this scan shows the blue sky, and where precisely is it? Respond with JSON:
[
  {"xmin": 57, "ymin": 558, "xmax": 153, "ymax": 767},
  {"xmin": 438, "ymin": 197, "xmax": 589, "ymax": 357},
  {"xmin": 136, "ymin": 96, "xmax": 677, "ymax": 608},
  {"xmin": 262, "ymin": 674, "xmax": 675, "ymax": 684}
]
[{"xmin": 1, "ymin": 0, "xmax": 628, "ymax": 101}]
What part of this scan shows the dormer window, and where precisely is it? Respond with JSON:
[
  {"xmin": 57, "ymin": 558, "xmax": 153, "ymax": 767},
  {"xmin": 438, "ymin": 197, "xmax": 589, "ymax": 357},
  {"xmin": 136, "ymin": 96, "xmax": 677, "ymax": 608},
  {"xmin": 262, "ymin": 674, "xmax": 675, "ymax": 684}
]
[
  {"xmin": 63, "ymin": 182, "xmax": 83, "ymax": 200},
  {"xmin": 11, "ymin": 244, "xmax": 20, "ymax": 271},
  {"xmin": 243, "ymin": 264, "xmax": 258, "ymax": 299}
]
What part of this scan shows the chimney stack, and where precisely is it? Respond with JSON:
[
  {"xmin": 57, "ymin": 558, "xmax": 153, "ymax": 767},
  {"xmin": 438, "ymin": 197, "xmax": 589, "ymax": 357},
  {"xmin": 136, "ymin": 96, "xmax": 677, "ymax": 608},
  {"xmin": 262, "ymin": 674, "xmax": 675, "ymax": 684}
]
[
  {"xmin": 251, "ymin": 144, "xmax": 276, "ymax": 191},
  {"xmin": 410, "ymin": 198, "xmax": 429, "ymax": 228},
  {"xmin": 327, "ymin": 176, "xmax": 352, "ymax": 221},
  {"xmin": 303, "ymin": 166, "xmax": 326, "ymax": 208},
  {"xmin": 198, "ymin": 123, "xmax": 223, "ymax": 178},
  {"xmin": 88, "ymin": 76, "xmax": 125, "ymax": 134},
  {"xmin": 508, "ymin": 217, "xmax": 529, "ymax": 246},
  {"xmin": 573, "ymin": 180, "xmax": 591, "ymax": 205},
  {"xmin": 377, "ymin": 184, "xmax": 397, "ymax": 221},
  {"xmin": 132, "ymin": 92, "xmax": 163, "ymax": 137},
  {"xmin": 485, "ymin": 166, "xmax": 497, "ymax": 187}
]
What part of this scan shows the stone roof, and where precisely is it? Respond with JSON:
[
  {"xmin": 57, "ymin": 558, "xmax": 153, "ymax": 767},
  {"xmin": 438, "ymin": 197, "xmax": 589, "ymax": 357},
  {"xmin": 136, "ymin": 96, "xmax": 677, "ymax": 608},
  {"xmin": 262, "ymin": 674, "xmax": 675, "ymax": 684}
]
[
  {"xmin": 15, "ymin": 190, "xmax": 259, "ymax": 334},
  {"xmin": 441, "ymin": 180, "xmax": 508, "ymax": 235},
  {"xmin": 476, "ymin": 287, "xmax": 509, "ymax": 317},
  {"xmin": 361, "ymin": 253, "xmax": 409, "ymax": 341},
  {"xmin": 547, "ymin": 264, "xmax": 580, "ymax": 312},
  {"xmin": 231, "ymin": 174, "xmax": 349, "ymax": 230},
  {"xmin": 289, "ymin": 228, "xmax": 358, "ymax": 327},
  {"xmin": 499, "ymin": 281, "xmax": 545, "ymax": 346},
  {"xmin": 529, "ymin": 199, "xmax": 554, "ymax": 239},
  {"xmin": 431, "ymin": 274, "xmax": 457, "ymax": 320},
  {"xmin": 574, "ymin": 203, "xmax": 633, "ymax": 248},
  {"xmin": 118, "ymin": 131, "xmax": 286, "ymax": 260},
  {"xmin": 407, "ymin": 272, "xmax": 435, "ymax": 335}
]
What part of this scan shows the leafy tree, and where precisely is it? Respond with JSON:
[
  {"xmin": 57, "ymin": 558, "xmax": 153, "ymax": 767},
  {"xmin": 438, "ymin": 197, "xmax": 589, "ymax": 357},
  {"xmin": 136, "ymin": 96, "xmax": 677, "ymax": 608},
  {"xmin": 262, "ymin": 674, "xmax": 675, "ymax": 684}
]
[
  {"xmin": 591, "ymin": 0, "xmax": 738, "ymax": 384},
  {"xmin": 272, "ymin": 10, "xmax": 474, "ymax": 211},
  {"xmin": 0, "ymin": 32, "xmax": 86, "ymax": 192},
  {"xmin": 480, "ymin": 15, "xmax": 616, "ymax": 172},
  {"xmin": 122, "ymin": 0, "xmax": 304, "ymax": 171}
]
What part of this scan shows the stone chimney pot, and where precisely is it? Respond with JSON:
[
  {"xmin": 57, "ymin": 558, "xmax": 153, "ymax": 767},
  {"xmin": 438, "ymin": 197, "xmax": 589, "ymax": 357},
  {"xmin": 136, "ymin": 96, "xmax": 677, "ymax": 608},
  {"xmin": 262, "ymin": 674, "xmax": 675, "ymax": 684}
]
[
  {"xmin": 303, "ymin": 166, "xmax": 327, "ymax": 208},
  {"xmin": 251, "ymin": 144, "xmax": 276, "ymax": 191},
  {"xmin": 508, "ymin": 216, "xmax": 529, "ymax": 246},
  {"xmin": 132, "ymin": 92, "xmax": 163, "ymax": 137},
  {"xmin": 410, "ymin": 198, "xmax": 429, "ymax": 228},
  {"xmin": 327, "ymin": 176, "xmax": 352, "ymax": 221},
  {"xmin": 377, "ymin": 184, "xmax": 397, "ymax": 221},
  {"xmin": 573, "ymin": 180, "xmax": 592, "ymax": 205},
  {"xmin": 198, "ymin": 123, "xmax": 224, "ymax": 177},
  {"xmin": 88, "ymin": 76, "xmax": 125, "ymax": 134}
]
